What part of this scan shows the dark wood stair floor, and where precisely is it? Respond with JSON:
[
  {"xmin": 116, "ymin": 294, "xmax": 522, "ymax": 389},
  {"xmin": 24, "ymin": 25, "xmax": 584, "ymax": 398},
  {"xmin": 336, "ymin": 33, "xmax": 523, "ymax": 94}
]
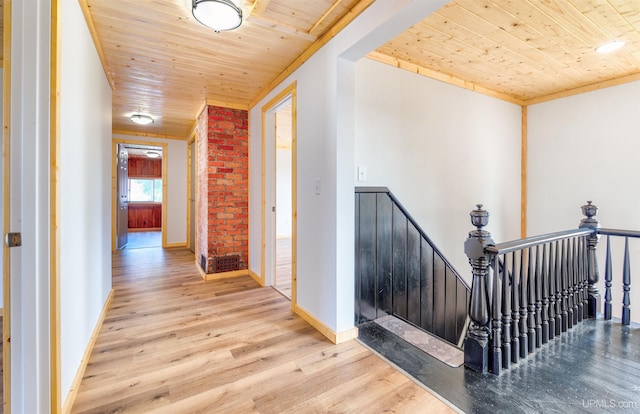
[{"xmin": 358, "ymin": 318, "xmax": 640, "ymax": 413}]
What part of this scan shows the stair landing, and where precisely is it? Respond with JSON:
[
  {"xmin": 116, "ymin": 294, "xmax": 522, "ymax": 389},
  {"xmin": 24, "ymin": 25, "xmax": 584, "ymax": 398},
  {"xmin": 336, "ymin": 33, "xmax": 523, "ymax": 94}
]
[{"xmin": 359, "ymin": 317, "xmax": 640, "ymax": 413}]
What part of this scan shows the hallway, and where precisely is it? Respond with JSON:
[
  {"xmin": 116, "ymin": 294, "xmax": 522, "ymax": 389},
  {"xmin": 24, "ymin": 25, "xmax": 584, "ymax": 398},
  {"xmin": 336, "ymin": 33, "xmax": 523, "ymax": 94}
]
[
  {"xmin": 70, "ymin": 247, "xmax": 455, "ymax": 413},
  {"xmin": 124, "ymin": 230, "xmax": 162, "ymax": 249}
]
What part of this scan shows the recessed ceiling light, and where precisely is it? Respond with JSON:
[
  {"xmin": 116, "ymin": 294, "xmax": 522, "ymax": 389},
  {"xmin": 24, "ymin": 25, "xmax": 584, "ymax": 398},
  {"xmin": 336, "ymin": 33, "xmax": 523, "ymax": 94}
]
[
  {"xmin": 130, "ymin": 114, "xmax": 154, "ymax": 125},
  {"xmin": 596, "ymin": 40, "xmax": 625, "ymax": 54}
]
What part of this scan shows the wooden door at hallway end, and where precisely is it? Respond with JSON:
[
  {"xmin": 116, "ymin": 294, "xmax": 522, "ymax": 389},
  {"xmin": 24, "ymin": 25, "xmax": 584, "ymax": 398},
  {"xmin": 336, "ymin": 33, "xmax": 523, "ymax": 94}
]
[{"xmin": 116, "ymin": 144, "xmax": 129, "ymax": 249}]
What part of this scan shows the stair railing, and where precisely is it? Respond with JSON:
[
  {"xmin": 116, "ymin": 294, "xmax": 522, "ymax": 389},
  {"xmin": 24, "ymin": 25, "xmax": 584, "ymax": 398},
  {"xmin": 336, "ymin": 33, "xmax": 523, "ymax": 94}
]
[{"xmin": 463, "ymin": 201, "xmax": 613, "ymax": 374}]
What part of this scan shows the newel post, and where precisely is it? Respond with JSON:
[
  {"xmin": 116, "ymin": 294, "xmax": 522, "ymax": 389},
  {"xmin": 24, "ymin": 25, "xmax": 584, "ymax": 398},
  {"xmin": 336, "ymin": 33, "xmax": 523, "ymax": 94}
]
[
  {"xmin": 579, "ymin": 201, "xmax": 601, "ymax": 318},
  {"xmin": 464, "ymin": 204, "xmax": 494, "ymax": 373}
]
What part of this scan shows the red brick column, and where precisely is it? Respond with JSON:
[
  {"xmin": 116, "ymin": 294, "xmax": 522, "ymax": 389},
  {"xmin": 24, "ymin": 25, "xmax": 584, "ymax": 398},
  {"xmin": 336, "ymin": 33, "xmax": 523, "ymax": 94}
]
[{"xmin": 196, "ymin": 105, "xmax": 249, "ymax": 273}]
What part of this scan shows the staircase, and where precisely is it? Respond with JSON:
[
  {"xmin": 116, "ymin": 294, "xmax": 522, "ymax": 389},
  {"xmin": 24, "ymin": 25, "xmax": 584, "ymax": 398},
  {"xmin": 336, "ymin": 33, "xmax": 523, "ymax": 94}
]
[{"xmin": 354, "ymin": 187, "xmax": 470, "ymax": 348}]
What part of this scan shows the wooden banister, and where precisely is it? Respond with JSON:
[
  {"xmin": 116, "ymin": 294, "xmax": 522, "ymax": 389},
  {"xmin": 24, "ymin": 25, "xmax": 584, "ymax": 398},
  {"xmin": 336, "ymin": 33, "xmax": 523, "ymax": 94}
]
[{"xmin": 465, "ymin": 201, "xmax": 640, "ymax": 374}]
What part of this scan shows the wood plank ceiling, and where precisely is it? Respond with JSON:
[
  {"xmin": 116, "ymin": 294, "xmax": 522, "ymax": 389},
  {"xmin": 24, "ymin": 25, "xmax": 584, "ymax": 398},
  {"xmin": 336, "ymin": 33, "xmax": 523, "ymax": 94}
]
[
  {"xmin": 82, "ymin": 0, "xmax": 368, "ymax": 139},
  {"xmin": 82, "ymin": 0, "xmax": 640, "ymax": 139},
  {"xmin": 372, "ymin": 0, "xmax": 640, "ymax": 105}
]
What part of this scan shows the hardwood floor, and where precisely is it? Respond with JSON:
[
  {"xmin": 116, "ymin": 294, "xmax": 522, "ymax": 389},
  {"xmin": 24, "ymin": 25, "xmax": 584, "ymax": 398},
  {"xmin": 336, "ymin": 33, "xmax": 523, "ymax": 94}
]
[
  {"xmin": 0, "ymin": 315, "xmax": 3, "ymax": 413},
  {"xmin": 274, "ymin": 237, "xmax": 292, "ymax": 298},
  {"xmin": 71, "ymin": 247, "xmax": 455, "ymax": 413}
]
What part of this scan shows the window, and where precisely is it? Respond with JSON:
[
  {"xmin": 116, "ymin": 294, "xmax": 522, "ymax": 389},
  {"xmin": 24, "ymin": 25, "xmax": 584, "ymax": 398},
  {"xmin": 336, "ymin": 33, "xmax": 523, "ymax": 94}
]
[{"xmin": 129, "ymin": 178, "xmax": 162, "ymax": 202}]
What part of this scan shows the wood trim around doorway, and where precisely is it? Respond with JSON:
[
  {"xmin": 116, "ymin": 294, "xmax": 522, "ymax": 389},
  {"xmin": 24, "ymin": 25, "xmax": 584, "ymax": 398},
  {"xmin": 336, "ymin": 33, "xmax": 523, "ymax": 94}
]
[
  {"xmin": 261, "ymin": 82, "xmax": 297, "ymax": 309},
  {"xmin": 111, "ymin": 139, "xmax": 169, "ymax": 251}
]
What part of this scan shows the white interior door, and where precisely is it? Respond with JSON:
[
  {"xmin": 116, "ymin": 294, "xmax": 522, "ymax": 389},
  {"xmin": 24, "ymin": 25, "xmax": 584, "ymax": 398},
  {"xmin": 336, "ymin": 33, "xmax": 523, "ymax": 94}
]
[{"xmin": 7, "ymin": 0, "xmax": 53, "ymax": 410}]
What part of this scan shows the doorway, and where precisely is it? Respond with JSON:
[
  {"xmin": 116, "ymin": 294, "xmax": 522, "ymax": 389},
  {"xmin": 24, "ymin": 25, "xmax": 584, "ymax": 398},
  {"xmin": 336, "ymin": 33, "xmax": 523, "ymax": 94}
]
[
  {"xmin": 113, "ymin": 140, "xmax": 167, "ymax": 251},
  {"xmin": 188, "ymin": 137, "xmax": 196, "ymax": 253},
  {"xmin": 274, "ymin": 101, "xmax": 293, "ymax": 298},
  {"xmin": 261, "ymin": 83, "xmax": 297, "ymax": 306}
]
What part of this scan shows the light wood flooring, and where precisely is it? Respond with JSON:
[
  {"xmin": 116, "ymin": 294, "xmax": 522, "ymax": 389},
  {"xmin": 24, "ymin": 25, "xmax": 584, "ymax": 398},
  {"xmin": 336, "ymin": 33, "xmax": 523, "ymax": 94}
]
[
  {"xmin": 0, "ymin": 315, "xmax": 3, "ymax": 413},
  {"xmin": 274, "ymin": 237, "xmax": 292, "ymax": 298},
  {"xmin": 71, "ymin": 247, "xmax": 455, "ymax": 413}
]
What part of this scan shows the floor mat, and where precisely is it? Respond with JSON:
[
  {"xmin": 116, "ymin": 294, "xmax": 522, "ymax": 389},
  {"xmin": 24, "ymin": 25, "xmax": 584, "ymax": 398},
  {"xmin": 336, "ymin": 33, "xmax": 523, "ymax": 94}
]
[{"xmin": 374, "ymin": 315, "xmax": 464, "ymax": 367}]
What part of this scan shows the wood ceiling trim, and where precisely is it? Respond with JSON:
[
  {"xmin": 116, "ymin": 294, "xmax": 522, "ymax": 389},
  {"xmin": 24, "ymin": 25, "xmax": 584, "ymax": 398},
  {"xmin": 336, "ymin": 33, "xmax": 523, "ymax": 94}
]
[
  {"xmin": 249, "ymin": 0, "xmax": 375, "ymax": 109},
  {"xmin": 112, "ymin": 129, "xmax": 190, "ymax": 141},
  {"xmin": 206, "ymin": 99, "xmax": 249, "ymax": 111},
  {"xmin": 187, "ymin": 100, "xmax": 208, "ymax": 140},
  {"xmin": 248, "ymin": 0, "xmax": 272, "ymax": 17},
  {"xmin": 367, "ymin": 51, "xmax": 525, "ymax": 106},
  {"xmin": 78, "ymin": 0, "xmax": 114, "ymax": 89},
  {"xmin": 309, "ymin": 0, "xmax": 343, "ymax": 37},
  {"xmin": 370, "ymin": 50, "xmax": 640, "ymax": 107},
  {"xmin": 245, "ymin": 15, "xmax": 317, "ymax": 41},
  {"xmin": 523, "ymin": 71, "xmax": 640, "ymax": 105}
]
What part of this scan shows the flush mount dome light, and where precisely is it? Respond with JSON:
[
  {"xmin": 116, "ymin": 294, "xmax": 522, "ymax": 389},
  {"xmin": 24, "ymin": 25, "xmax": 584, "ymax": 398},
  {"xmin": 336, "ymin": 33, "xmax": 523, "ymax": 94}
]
[
  {"xmin": 596, "ymin": 40, "xmax": 625, "ymax": 54},
  {"xmin": 192, "ymin": 0, "xmax": 243, "ymax": 32},
  {"xmin": 146, "ymin": 150, "xmax": 161, "ymax": 158},
  {"xmin": 130, "ymin": 114, "xmax": 154, "ymax": 125}
]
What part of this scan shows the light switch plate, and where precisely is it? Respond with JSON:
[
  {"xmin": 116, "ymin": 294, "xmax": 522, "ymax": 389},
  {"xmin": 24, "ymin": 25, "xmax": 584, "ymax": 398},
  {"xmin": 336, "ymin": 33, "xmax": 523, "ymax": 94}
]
[{"xmin": 357, "ymin": 166, "xmax": 367, "ymax": 182}]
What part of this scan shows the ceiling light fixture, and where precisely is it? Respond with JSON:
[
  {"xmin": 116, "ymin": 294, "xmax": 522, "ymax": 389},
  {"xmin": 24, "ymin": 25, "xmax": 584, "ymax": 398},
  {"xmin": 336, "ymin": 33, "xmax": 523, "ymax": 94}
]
[
  {"xmin": 596, "ymin": 40, "xmax": 625, "ymax": 54},
  {"xmin": 130, "ymin": 114, "xmax": 154, "ymax": 125},
  {"xmin": 192, "ymin": 0, "xmax": 243, "ymax": 32},
  {"xmin": 146, "ymin": 150, "xmax": 161, "ymax": 159}
]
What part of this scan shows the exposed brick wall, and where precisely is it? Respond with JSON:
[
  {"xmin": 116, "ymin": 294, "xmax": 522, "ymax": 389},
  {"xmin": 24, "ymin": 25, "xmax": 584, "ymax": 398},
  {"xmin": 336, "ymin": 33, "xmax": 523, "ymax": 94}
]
[{"xmin": 196, "ymin": 105, "xmax": 249, "ymax": 273}]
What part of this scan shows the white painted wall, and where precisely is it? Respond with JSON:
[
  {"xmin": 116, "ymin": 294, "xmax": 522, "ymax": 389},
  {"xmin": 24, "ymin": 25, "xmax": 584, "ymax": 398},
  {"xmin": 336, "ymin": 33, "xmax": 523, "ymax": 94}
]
[
  {"xmin": 276, "ymin": 148, "xmax": 292, "ymax": 237},
  {"xmin": 60, "ymin": 0, "xmax": 113, "ymax": 403},
  {"xmin": 354, "ymin": 58, "xmax": 522, "ymax": 280},
  {"xmin": 250, "ymin": 0, "xmax": 451, "ymax": 335},
  {"xmin": 112, "ymin": 135, "xmax": 189, "ymax": 245},
  {"xmin": 528, "ymin": 81, "xmax": 640, "ymax": 321}
]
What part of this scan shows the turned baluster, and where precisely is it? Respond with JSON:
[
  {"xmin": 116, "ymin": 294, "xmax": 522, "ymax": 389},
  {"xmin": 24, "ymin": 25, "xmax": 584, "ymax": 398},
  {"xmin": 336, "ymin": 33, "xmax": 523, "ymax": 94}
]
[
  {"xmin": 548, "ymin": 241, "xmax": 557, "ymax": 340},
  {"xmin": 561, "ymin": 239, "xmax": 571, "ymax": 331},
  {"xmin": 511, "ymin": 251, "xmax": 520, "ymax": 363},
  {"xmin": 526, "ymin": 248, "xmax": 536, "ymax": 353},
  {"xmin": 519, "ymin": 250, "xmax": 529, "ymax": 358},
  {"xmin": 554, "ymin": 241, "xmax": 563, "ymax": 335},
  {"xmin": 581, "ymin": 237, "xmax": 589, "ymax": 319},
  {"xmin": 501, "ymin": 253, "xmax": 512, "ymax": 369},
  {"xmin": 533, "ymin": 245, "xmax": 543, "ymax": 348},
  {"xmin": 604, "ymin": 235, "xmax": 612, "ymax": 320},
  {"xmin": 576, "ymin": 237, "xmax": 585, "ymax": 322},
  {"xmin": 572, "ymin": 238, "xmax": 581, "ymax": 324},
  {"xmin": 541, "ymin": 244, "xmax": 550, "ymax": 344},
  {"xmin": 622, "ymin": 237, "xmax": 631, "ymax": 325}
]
